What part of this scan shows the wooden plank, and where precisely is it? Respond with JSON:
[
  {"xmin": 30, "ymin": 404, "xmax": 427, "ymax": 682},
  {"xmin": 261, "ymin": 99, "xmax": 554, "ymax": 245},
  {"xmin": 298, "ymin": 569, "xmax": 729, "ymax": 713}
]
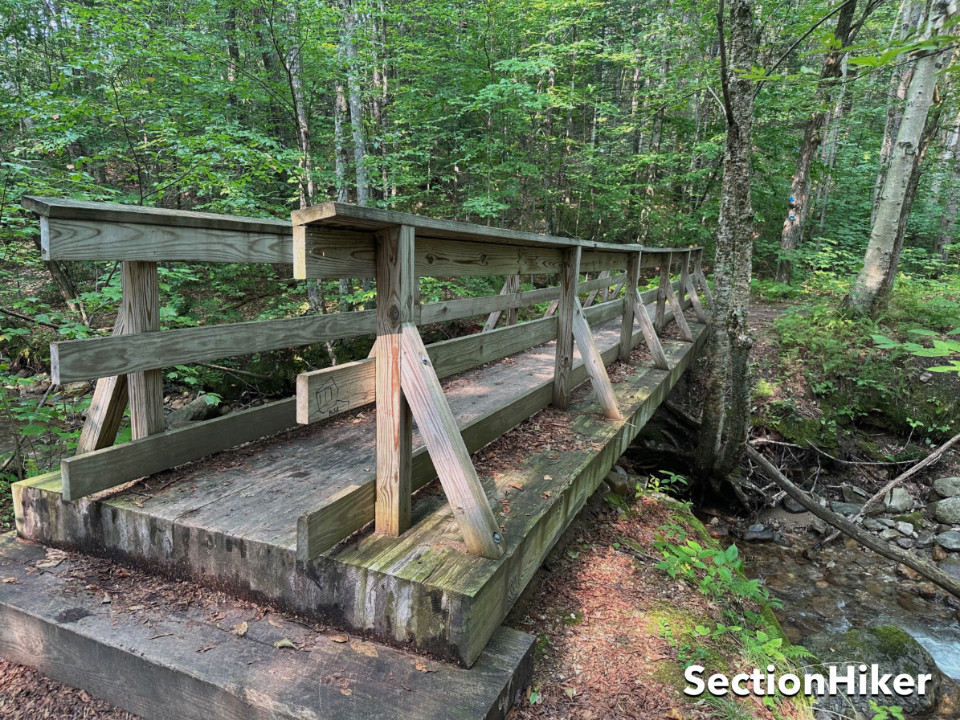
[
  {"xmin": 695, "ymin": 249, "xmax": 713, "ymax": 304},
  {"xmin": 580, "ymin": 252, "xmax": 628, "ymax": 273},
  {"xmin": 23, "ymin": 195, "xmax": 290, "ymax": 234},
  {"xmin": 75, "ymin": 312, "xmax": 128, "ymax": 454},
  {"xmin": 375, "ymin": 225, "xmax": 415, "ymax": 537},
  {"xmin": 620, "ymin": 252, "xmax": 641, "ymax": 361},
  {"xmin": 582, "ymin": 270, "xmax": 610, "ymax": 308},
  {"xmin": 52, "ymin": 310, "xmax": 378, "ymax": 384},
  {"xmin": 571, "ymin": 299, "xmax": 622, "ymax": 420},
  {"xmin": 420, "ymin": 286, "xmax": 557, "ymax": 325},
  {"xmin": 664, "ymin": 273, "xmax": 694, "ymax": 342},
  {"xmin": 122, "ymin": 262, "xmax": 164, "ymax": 439},
  {"xmin": 295, "ymin": 359, "xmax": 376, "ymax": 424},
  {"xmin": 60, "ymin": 399, "xmax": 297, "ymax": 501},
  {"xmin": 482, "ymin": 275, "xmax": 519, "ymax": 332},
  {"xmin": 654, "ymin": 255, "xmax": 671, "ymax": 333},
  {"xmin": 683, "ymin": 250, "xmax": 708, "ymax": 323},
  {"xmin": 429, "ymin": 316, "xmax": 558, "ymax": 379},
  {"xmin": 398, "ymin": 323, "xmax": 504, "ymax": 559},
  {"xmin": 38, "ymin": 218, "xmax": 293, "ymax": 264},
  {"xmin": 293, "ymin": 201, "xmax": 633, "ymax": 253},
  {"xmin": 297, "ymin": 230, "xmax": 567, "ymax": 279},
  {"xmin": 633, "ymin": 289, "xmax": 670, "ymax": 370},
  {"xmin": 542, "ymin": 298, "xmax": 559, "ymax": 318},
  {"xmin": 553, "ymin": 247, "xmax": 581, "ymax": 409}
]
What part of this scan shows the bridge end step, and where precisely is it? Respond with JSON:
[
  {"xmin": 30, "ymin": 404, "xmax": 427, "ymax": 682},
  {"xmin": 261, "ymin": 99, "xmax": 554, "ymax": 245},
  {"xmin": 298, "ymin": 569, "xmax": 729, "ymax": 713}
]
[{"xmin": 0, "ymin": 532, "xmax": 534, "ymax": 720}]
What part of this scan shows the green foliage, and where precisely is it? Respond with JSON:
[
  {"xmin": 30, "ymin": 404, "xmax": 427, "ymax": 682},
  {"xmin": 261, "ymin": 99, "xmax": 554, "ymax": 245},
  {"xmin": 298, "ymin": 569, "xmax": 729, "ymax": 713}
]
[{"xmin": 869, "ymin": 700, "xmax": 905, "ymax": 720}]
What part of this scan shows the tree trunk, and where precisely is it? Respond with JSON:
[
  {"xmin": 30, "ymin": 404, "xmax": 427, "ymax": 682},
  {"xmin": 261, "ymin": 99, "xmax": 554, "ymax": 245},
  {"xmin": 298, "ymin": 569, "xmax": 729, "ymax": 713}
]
[
  {"xmin": 695, "ymin": 0, "xmax": 758, "ymax": 482},
  {"xmin": 935, "ymin": 108, "xmax": 960, "ymax": 257},
  {"xmin": 340, "ymin": 0, "xmax": 369, "ymax": 206},
  {"xmin": 872, "ymin": 0, "xmax": 924, "ymax": 225},
  {"xmin": 845, "ymin": 2, "xmax": 954, "ymax": 315},
  {"xmin": 775, "ymin": 0, "xmax": 858, "ymax": 285}
]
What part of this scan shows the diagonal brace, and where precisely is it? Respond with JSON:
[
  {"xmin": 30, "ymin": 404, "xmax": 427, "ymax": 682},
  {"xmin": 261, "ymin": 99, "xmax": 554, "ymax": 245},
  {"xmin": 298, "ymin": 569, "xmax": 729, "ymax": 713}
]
[{"xmin": 571, "ymin": 298, "xmax": 622, "ymax": 420}]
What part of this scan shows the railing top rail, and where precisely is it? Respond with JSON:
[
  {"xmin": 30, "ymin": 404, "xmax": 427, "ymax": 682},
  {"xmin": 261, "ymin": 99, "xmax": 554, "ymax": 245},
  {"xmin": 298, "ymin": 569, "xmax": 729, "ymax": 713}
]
[
  {"xmin": 294, "ymin": 202, "xmax": 702, "ymax": 255},
  {"xmin": 22, "ymin": 196, "xmax": 291, "ymax": 235}
]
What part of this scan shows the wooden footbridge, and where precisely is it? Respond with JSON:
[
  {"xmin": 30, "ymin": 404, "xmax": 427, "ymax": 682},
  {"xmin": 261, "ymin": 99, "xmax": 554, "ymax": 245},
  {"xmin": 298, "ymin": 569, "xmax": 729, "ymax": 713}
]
[{"xmin": 5, "ymin": 198, "xmax": 709, "ymax": 718}]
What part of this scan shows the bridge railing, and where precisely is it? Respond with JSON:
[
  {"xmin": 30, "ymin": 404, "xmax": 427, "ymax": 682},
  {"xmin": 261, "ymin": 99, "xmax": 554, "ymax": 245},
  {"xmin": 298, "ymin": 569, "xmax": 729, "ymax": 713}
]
[{"xmin": 21, "ymin": 196, "xmax": 709, "ymax": 561}]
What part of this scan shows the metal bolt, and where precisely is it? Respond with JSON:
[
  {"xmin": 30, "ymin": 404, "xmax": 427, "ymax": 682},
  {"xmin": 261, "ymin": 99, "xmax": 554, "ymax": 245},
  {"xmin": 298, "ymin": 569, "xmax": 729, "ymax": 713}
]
[
  {"xmin": 420, "ymin": 354, "xmax": 429, "ymax": 366},
  {"xmin": 493, "ymin": 532, "xmax": 501, "ymax": 543}
]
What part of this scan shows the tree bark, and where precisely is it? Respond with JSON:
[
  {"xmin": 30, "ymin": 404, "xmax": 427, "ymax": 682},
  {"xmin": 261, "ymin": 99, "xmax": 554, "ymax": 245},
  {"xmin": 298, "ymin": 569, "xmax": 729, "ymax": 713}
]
[
  {"xmin": 695, "ymin": 0, "xmax": 758, "ymax": 482},
  {"xmin": 845, "ymin": 1, "xmax": 954, "ymax": 315},
  {"xmin": 340, "ymin": 0, "xmax": 369, "ymax": 206},
  {"xmin": 935, "ymin": 107, "xmax": 960, "ymax": 257},
  {"xmin": 775, "ymin": 0, "xmax": 858, "ymax": 285}
]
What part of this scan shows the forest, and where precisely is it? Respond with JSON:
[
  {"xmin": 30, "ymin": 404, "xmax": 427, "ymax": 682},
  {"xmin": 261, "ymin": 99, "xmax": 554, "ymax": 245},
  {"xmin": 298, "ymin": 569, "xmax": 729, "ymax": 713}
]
[{"xmin": 2, "ymin": 0, "xmax": 960, "ymax": 718}]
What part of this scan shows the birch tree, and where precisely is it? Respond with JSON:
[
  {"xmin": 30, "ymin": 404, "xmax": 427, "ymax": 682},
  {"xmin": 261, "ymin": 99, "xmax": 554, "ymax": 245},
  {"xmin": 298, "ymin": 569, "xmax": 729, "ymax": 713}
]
[{"xmin": 845, "ymin": 0, "xmax": 957, "ymax": 315}]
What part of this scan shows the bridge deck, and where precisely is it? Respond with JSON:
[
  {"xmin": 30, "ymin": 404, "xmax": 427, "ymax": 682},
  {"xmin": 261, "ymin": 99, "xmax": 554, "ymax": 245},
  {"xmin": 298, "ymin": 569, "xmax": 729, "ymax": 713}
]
[{"xmin": 14, "ymin": 309, "xmax": 705, "ymax": 666}]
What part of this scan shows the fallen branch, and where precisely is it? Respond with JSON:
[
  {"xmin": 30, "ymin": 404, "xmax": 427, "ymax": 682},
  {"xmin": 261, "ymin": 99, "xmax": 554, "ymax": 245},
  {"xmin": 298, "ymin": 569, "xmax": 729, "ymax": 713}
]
[
  {"xmin": 817, "ymin": 430, "xmax": 960, "ymax": 547},
  {"xmin": 0, "ymin": 307, "xmax": 59, "ymax": 330},
  {"xmin": 745, "ymin": 443, "xmax": 960, "ymax": 599}
]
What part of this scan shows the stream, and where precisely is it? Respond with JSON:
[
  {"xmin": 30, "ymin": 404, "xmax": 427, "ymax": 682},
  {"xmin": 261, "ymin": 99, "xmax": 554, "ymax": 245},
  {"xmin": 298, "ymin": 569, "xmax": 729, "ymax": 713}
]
[{"xmin": 740, "ymin": 529, "xmax": 960, "ymax": 681}]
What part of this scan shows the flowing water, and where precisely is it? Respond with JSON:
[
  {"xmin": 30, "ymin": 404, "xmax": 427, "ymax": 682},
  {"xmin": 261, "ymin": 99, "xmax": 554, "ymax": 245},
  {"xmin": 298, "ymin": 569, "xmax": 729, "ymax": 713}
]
[{"xmin": 741, "ymin": 532, "xmax": 960, "ymax": 681}]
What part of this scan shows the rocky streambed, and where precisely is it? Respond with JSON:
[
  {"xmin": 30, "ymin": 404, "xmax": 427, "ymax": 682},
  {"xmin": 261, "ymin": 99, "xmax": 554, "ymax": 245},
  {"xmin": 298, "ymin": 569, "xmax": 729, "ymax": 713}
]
[{"xmin": 711, "ymin": 474, "xmax": 960, "ymax": 717}]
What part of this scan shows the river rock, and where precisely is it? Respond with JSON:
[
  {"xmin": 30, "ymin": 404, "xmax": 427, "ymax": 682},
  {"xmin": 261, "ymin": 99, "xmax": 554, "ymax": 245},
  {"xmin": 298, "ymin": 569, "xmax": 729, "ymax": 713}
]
[
  {"xmin": 935, "ymin": 531, "xmax": 960, "ymax": 552},
  {"xmin": 916, "ymin": 531, "xmax": 935, "ymax": 549},
  {"xmin": 884, "ymin": 488, "xmax": 912, "ymax": 513},
  {"xmin": 917, "ymin": 582, "xmax": 938, "ymax": 599},
  {"xmin": 933, "ymin": 544, "xmax": 949, "ymax": 562},
  {"xmin": 939, "ymin": 556, "xmax": 960, "ymax": 581},
  {"xmin": 862, "ymin": 517, "xmax": 884, "ymax": 532},
  {"xmin": 933, "ymin": 497, "xmax": 960, "ymax": 525},
  {"xmin": 933, "ymin": 476, "xmax": 960, "ymax": 499},
  {"xmin": 841, "ymin": 485, "xmax": 867, "ymax": 505},
  {"xmin": 896, "ymin": 537, "xmax": 914, "ymax": 550},
  {"xmin": 894, "ymin": 521, "xmax": 913, "ymax": 536},
  {"xmin": 744, "ymin": 528, "xmax": 775, "ymax": 542},
  {"xmin": 881, "ymin": 528, "xmax": 901, "ymax": 541},
  {"xmin": 166, "ymin": 395, "xmax": 220, "ymax": 428},
  {"xmin": 804, "ymin": 626, "xmax": 945, "ymax": 718},
  {"xmin": 783, "ymin": 496, "xmax": 806, "ymax": 513},
  {"xmin": 877, "ymin": 518, "xmax": 895, "ymax": 528},
  {"xmin": 831, "ymin": 501, "xmax": 862, "ymax": 517}
]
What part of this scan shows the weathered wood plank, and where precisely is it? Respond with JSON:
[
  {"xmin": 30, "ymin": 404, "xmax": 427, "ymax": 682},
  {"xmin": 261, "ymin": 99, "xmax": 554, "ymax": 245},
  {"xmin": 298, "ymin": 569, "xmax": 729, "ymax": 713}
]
[
  {"xmin": 683, "ymin": 250, "xmax": 708, "ymax": 323},
  {"xmin": 39, "ymin": 218, "xmax": 293, "ymax": 264},
  {"xmin": 375, "ymin": 226, "xmax": 415, "ymax": 537},
  {"xmin": 293, "ymin": 201, "xmax": 633, "ymax": 252},
  {"xmin": 654, "ymin": 255, "xmax": 671, "ymax": 333},
  {"xmin": 420, "ymin": 286, "xmax": 558, "ymax": 325},
  {"xmin": 571, "ymin": 299, "xmax": 622, "ymax": 420},
  {"xmin": 52, "ymin": 311, "xmax": 378, "ymax": 384},
  {"xmin": 482, "ymin": 275, "xmax": 520, "ymax": 332},
  {"xmin": 398, "ymin": 323, "xmax": 504, "ymax": 559},
  {"xmin": 664, "ymin": 268, "xmax": 694, "ymax": 342},
  {"xmin": 582, "ymin": 270, "xmax": 610, "ymax": 308},
  {"xmin": 553, "ymin": 247, "xmax": 581, "ymax": 409},
  {"xmin": 295, "ymin": 359, "xmax": 376, "ymax": 424},
  {"xmin": 633, "ymin": 289, "xmax": 670, "ymax": 370},
  {"xmin": 297, "ymin": 230, "xmax": 568, "ymax": 279},
  {"xmin": 619, "ymin": 253, "xmax": 641, "ymax": 361},
  {"xmin": 122, "ymin": 262, "xmax": 164, "ymax": 439},
  {"xmin": 694, "ymin": 248, "xmax": 713, "ymax": 304},
  {"xmin": 60, "ymin": 399, "xmax": 296, "ymax": 500},
  {"xmin": 431, "ymin": 315, "xmax": 558, "ymax": 379},
  {"xmin": 75, "ymin": 312, "xmax": 128, "ymax": 454}
]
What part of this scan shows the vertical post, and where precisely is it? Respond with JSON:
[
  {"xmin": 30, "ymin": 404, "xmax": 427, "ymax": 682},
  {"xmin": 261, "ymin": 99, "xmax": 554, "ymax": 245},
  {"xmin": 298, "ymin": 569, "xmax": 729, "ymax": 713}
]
[
  {"xmin": 619, "ymin": 251, "xmax": 641, "ymax": 361},
  {"xmin": 553, "ymin": 246, "xmax": 581, "ymax": 409},
  {"xmin": 505, "ymin": 274, "xmax": 520, "ymax": 326},
  {"xmin": 375, "ymin": 224, "xmax": 415, "ymax": 536},
  {"xmin": 654, "ymin": 254, "xmax": 671, "ymax": 333},
  {"xmin": 679, "ymin": 250, "xmax": 691, "ymax": 309},
  {"xmin": 695, "ymin": 249, "xmax": 713, "ymax": 304},
  {"xmin": 122, "ymin": 262, "xmax": 164, "ymax": 439}
]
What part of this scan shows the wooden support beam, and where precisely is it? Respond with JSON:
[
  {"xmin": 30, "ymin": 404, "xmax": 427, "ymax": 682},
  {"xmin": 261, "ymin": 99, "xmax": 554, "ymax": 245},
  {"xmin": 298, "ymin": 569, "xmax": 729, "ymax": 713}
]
[
  {"xmin": 582, "ymin": 270, "xmax": 610, "ymax": 308},
  {"xmin": 482, "ymin": 275, "xmax": 520, "ymax": 332},
  {"xmin": 619, "ymin": 253, "xmax": 641, "ymax": 361},
  {"xmin": 553, "ymin": 247, "xmax": 581, "ymax": 409},
  {"xmin": 682, "ymin": 250, "xmax": 708, "ymax": 323},
  {"xmin": 633, "ymin": 289, "xmax": 671, "ymax": 370},
  {"xmin": 375, "ymin": 225, "xmax": 415, "ymax": 537},
  {"xmin": 398, "ymin": 323, "xmax": 504, "ymax": 559},
  {"xmin": 654, "ymin": 257, "xmax": 670, "ymax": 333},
  {"xmin": 296, "ymin": 359, "xmax": 376, "ymax": 424},
  {"xmin": 75, "ymin": 312, "xmax": 128, "ymax": 455},
  {"xmin": 61, "ymin": 399, "xmax": 296, "ymax": 501},
  {"xmin": 663, "ymin": 262, "xmax": 694, "ymax": 343},
  {"xmin": 122, "ymin": 262, "xmax": 164, "ymax": 439},
  {"xmin": 571, "ymin": 298, "xmax": 622, "ymax": 420},
  {"xmin": 542, "ymin": 299, "xmax": 558, "ymax": 318},
  {"xmin": 694, "ymin": 249, "xmax": 713, "ymax": 304}
]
